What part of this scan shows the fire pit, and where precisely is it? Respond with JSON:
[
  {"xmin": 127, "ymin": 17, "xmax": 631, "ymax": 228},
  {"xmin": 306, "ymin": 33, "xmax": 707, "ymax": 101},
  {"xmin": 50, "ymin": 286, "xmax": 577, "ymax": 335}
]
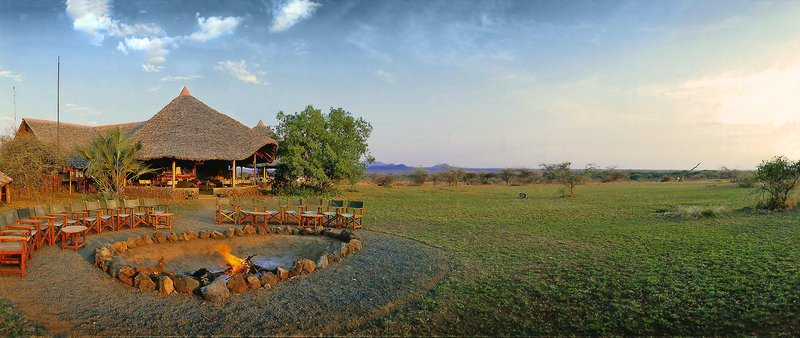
[{"xmin": 93, "ymin": 225, "xmax": 364, "ymax": 302}]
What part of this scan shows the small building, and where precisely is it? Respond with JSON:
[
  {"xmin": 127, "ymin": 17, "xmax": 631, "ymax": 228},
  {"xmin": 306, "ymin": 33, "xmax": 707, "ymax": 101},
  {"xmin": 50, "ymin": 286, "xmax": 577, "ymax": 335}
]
[{"xmin": 0, "ymin": 171, "xmax": 11, "ymax": 203}]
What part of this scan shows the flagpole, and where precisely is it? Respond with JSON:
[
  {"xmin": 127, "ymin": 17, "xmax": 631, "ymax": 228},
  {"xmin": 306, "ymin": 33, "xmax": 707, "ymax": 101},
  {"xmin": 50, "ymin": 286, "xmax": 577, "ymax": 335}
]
[{"xmin": 57, "ymin": 56, "xmax": 60, "ymax": 148}]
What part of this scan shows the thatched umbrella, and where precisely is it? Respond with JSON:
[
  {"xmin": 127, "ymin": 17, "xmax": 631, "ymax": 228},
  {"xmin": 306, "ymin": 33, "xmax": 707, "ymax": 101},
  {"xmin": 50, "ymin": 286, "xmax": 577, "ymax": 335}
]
[
  {"xmin": 0, "ymin": 171, "xmax": 12, "ymax": 203},
  {"xmin": 129, "ymin": 87, "xmax": 278, "ymax": 187}
]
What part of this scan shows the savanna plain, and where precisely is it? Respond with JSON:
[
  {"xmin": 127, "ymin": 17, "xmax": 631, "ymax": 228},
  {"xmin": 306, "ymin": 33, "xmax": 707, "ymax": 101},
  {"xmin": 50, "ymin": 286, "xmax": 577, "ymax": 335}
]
[{"xmin": 2, "ymin": 181, "xmax": 800, "ymax": 335}]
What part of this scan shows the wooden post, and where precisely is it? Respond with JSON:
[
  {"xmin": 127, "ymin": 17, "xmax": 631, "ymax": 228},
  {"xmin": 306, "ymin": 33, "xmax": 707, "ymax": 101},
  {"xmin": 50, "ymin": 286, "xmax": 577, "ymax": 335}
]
[
  {"xmin": 172, "ymin": 160, "xmax": 176, "ymax": 188},
  {"xmin": 69, "ymin": 169, "xmax": 72, "ymax": 194},
  {"xmin": 253, "ymin": 156, "xmax": 257, "ymax": 186},
  {"xmin": 232, "ymin": 160, "xmax": 236, "ymax": 187}
]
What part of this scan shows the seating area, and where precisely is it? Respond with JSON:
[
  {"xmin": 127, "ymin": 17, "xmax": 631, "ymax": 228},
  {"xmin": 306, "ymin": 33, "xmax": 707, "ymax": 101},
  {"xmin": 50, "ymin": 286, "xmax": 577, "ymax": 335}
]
[
  {"xmin": 0, "ymin": 198, "xmax": 173, "ymax": 276},
  {"xmin": 215, "ymin": 197, "xmax": 365, "ymax": 230}
]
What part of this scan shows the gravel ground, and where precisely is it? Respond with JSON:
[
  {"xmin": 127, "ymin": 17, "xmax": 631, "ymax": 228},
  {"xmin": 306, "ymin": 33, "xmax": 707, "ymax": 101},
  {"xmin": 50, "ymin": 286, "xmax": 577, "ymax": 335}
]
[{"xmin": 0, "ymin": 210, "xmax": 448, "ymax": 335}]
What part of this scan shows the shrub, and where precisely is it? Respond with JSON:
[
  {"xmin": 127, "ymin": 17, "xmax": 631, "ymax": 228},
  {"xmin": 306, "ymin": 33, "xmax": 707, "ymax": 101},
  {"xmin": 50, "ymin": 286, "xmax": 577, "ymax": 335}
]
[
  {"xmin": 409, "ymin": 168, "xmax": 428, "ymax": 186},
  {"xmin": 601, "ymin": 167, "xmax": 625, "ymax": 182},
  {"xmin": 0, "ymin": 134, "xmax": 66, "ymax": 200},
  {"xmin": 754, "ymin": 156, "xmax": 800, "ymax": 209},
  {"xmin": 660, "ymin": 176, "xmax": 672, "ymax": 182}
]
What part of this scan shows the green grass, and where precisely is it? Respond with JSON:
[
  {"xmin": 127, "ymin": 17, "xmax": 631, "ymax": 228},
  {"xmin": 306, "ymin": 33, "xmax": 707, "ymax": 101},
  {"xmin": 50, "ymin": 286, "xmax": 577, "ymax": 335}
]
[{"xmin": 341, "ymin": 181, "xmax": 800, "ymax": 335}]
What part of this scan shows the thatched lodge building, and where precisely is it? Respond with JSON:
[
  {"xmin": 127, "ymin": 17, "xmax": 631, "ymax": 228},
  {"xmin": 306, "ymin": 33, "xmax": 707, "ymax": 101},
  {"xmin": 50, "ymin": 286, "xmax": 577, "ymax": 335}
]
[
  {"xmin": 15, "ymin": 87, "xmax": 278, "ymax": 192},
  {"xmin": 0, "ymin": 171, "xmax": 11, "ymax": 203}
]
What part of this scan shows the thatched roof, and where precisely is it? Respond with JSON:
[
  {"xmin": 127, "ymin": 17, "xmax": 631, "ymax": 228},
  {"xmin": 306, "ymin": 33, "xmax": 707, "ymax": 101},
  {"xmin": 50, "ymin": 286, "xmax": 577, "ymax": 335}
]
[
  {"xmin": 253, "ymin": 120, "xmax": 274, "ymax": 136},
  {"xmin": 17, "ymin": 118, "xmax": 144, "ymax": 153},
  {"xmin": 129, "ymin": 87, "xmax": 278, "ymax": 162},
  {"xmin": 0, "ymin": 171, "xmax": 12, "ymax": 187}
]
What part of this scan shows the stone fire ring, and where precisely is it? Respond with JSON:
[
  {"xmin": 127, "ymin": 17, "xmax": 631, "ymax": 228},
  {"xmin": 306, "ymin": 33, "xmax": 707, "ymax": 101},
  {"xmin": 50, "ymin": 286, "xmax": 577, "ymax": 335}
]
[{"xmin": 93, "ymin": 224, "xmax": 363, "ymax": 302}]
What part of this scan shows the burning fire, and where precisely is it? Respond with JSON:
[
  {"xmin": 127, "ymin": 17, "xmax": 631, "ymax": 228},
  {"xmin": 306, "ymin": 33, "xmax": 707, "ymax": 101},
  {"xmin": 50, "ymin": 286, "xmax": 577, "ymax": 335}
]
[{"xmin": 214, "ymin": 244, "xmax": 254, "ymax": 275}]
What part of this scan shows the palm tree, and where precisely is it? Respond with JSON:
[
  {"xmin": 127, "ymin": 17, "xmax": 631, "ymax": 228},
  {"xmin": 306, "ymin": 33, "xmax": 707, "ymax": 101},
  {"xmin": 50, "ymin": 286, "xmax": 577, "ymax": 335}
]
[{"xmin": 76, "ymin": 127, "xmax": 152, "ymax": 197}]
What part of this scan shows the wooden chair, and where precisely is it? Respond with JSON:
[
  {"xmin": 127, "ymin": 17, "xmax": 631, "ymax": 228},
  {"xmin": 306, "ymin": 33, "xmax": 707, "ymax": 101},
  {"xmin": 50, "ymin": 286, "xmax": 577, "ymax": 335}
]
[
  {"xmin": 82, "ymin": 201, "xmax": 103, "ymax": 234},
  {"xmin": 262, "ymin": 198, "xmax": 283, "ymax": 225},
  {"xmin": 216, "ymin": 197, "xmax": 238, "ymax": 224},
  {"xmin": 304, "ymin": 199, "xmax": 324, "ymax": 214},
  {"xmin": 68, "ymin": 201, "xmax": 89, "ymax": 226},
  {"xmin": 123, "ymin": 199, "xmax": 149, "ymax": 228},
  {"xmin": 281, "ymin": 198, "xmax": 303, "ymax": 225},
  {"xmin": 340, "ymin": 201, "xmax": 364, "ymax": 229},
  {"xmin": 101, "ymin": 200, "xmax": 120, "ymax": 231},
  {"xmin": 31, "ymin": 205, "xmax": 56, "ymax": 246},
  {"xmin": 0, "ymin": 230, "xmax": 28, "ymax": 277},
  {"xmin": 115, "ymin": 200, "xmax": 134, "ymax": 229},
  {"xmin": 321, "ymin": 200, "xmax": 345, "ymax": 227},
  {"xmin": 238, "ymin": 198, "xmax": 255, "ymax": 224},
  {"xmin": 143, "ymin": 198, "xmax": 168, "ymax": 215},
  {"xmin": 47, "ymin": 203, "xmax": 77, "ymax": 243},
  {"xmin": 7, "ymin": 209, "xmax": 43, "ymax": 252}
]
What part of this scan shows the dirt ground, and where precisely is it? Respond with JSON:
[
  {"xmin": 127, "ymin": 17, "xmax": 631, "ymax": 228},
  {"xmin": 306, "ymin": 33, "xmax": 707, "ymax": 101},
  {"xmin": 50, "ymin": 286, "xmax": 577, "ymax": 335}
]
[{"xmin": 0, "ymin": 209, "xmax": 449, "ymax": 335}]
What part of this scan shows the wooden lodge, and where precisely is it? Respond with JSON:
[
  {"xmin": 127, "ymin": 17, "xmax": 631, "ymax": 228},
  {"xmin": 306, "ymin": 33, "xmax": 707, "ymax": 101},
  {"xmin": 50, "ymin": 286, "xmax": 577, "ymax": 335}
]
[
  {"xmin": 0, "ymin": 171, "xmax": 11, "ymax": 203},
  {"xmin": 14, "ymin": 87, "xmax": 278, "ymax": 194}
]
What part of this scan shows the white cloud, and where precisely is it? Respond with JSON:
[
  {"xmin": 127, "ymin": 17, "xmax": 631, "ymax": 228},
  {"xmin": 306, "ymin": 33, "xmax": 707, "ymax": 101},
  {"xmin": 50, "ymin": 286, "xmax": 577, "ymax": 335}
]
[
  {"xmin": 123, "ymin": 36, "xmax": 174, "ymax": 65},
  {"xmin": 375, "ymin": 69, "xmax": 394, "ymax": 83},
  {"xmin": 147, "ymin": 85, "xmax": 162, "ymax": 92},
  {"xmin": 270, "ymin": 0, "xmax": 320, "ymax": 33},
  {"xmin": 347, "ymin": 24, "xmax": 392, "ymax": 62},
  {"xmin": 214, "ymin": 60, "xmax": 266, "ymax": 85},
  {"xmin": 0, "ymin": 70, "xmax": 23, "ymax": 82},
  {"xmin": 65, "ymin": 0, "xmax": 161, "ymax": 44},
  {"xmin": 189, "ymin": 16, "xmax": 241, "ymax": 42},
  {"xmin": 142, "ymin": 64, "xmax": 164, "ymax": 73},
  {"xmin": 65, "ymin": 103, "xmax": 102, "ymax": 116},
  {"xmin": 160, "ymin": 75, "xmax": 203, "ymax": 82}
]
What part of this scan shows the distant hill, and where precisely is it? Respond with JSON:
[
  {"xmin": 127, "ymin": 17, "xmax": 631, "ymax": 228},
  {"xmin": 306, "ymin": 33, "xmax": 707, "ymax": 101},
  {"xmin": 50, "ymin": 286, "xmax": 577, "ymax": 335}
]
[{"xmin": 366, "ymin": 161, "xmax": 502, "ymax": 174}]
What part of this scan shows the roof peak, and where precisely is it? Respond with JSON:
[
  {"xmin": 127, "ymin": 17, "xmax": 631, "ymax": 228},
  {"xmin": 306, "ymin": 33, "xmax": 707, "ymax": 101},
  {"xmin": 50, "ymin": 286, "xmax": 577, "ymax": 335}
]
[
  {"xmin": 256, "ymin": 120, "xmax": 266, "ymax": 127},
  {"xmin": 179, "ymin": 86, "xmax": 191, "ymax": 96}
]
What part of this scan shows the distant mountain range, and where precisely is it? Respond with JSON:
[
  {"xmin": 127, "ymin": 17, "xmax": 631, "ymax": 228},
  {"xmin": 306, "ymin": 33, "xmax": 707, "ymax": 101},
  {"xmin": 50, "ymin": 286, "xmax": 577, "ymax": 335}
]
[{"xmin": 366, "ymin": 161, "xmax": 502, "ymax": 174}]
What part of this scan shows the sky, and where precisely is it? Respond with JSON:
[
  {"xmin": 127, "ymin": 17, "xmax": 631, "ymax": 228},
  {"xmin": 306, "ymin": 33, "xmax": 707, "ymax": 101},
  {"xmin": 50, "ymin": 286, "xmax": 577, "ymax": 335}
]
[{"xmin": 1, "ymin": 0, "xmax": 800, "ymax": 170}]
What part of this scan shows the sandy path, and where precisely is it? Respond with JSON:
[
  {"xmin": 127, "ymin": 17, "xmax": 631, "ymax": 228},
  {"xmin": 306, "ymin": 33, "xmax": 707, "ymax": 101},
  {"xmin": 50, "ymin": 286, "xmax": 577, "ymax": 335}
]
[{"xmin": 0, "ymin": 210, "xmax": 448, "ymax": 335}]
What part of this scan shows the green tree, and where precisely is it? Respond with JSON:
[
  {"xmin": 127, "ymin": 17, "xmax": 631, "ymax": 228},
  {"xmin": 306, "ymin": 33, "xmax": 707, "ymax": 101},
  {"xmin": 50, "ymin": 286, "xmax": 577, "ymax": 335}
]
[
  {"xmin": 499, "ymin": 168, "xmax": 516, "ymax": 185},
  {"xmin": 275, "ymin": 106, "xmax": 374, "ymax": 191},
  {"xmin": 76, "ymin": 127, "xmax": 152, "ymax": 198},
  {"xmin": 754, "ymin": 156, "xmax": 800, "ymax": 209},
  {"xmin": 540, "ymin": 162, "xmax": 599, "ymax": 196}
]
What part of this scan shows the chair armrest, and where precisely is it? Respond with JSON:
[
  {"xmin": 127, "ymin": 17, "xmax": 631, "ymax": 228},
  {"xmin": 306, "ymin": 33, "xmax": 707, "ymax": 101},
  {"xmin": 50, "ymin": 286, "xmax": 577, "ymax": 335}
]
[
  {"xmin": 16, "ymin": 219, "xmax": 42, "ymax": 226},
  {"xmin": 87, "ymin": 209, "xmax": 102, "ymax": 217},
  {"xmin": 353, "ymin": 208, "xmax": 364, "ymax": 216},
  {"xmin": 7, "ymin": 224, "xmax": 35, "ymax": 232},
  {"xmin": 101, "ymin": 208, "xmax": 118, "ymax": 216},
  {"xmin": 0, "ymin": 236, "xmax": 28, "ymax": 241},
  {"xmin": 336, "ymin": 206, "xmax": 348, "ymax": 214},
  {"xmin": 157, "ymin": 205, "xmax": 169, "ymax": 213},
  {"xmin": 120, "ymin": 207, "xmax": 134, "ymax": 214},
  {"xmin": 136, "ymin": 206, "xmax": 150, "ymax": 213}
]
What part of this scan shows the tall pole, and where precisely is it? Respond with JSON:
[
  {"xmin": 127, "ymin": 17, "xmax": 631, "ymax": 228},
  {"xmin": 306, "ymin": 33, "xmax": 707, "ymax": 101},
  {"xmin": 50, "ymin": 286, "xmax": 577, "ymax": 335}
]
[
  {"xmin": 12, "ymin": 86, "xmax": 16, "ymax": 128},
  {"xmin": 232, "ymin": 160, "xmax": 236, "ymax": 187},
  {"xmin": 57, "ymin": 56, "xmax": 60, "ymax": 148},
  {"xmin": 172, "ymin": 160, "xmax": 176, "ymax": 188},
  {"xmin": 253, "ymin": 155, "xmax": 257, "ymax": 186}
]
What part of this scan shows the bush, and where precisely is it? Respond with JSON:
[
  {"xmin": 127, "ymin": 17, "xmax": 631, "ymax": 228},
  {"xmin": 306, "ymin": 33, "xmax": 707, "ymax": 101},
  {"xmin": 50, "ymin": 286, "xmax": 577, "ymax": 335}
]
[
  {"xmin": 409, "ymin": 168, "xmax": 428, "ymax": 186},
  {"xmin": 754, "ymin": 156, "xmax": 800, "ymax": 209},
  {"xmin": 660, "ymin": 176, "xmax": 672, "ymax": 182},
  {"xmin": 540, "ymin": 162, "xmax": 599, "ymax": 196},
  {"xmin": 601, "ymin": 167, "xmax": 625, "ymax": 182},
  {"xmin": 0, "ymin": 134, "xmax": 66, "ymax": 200}
]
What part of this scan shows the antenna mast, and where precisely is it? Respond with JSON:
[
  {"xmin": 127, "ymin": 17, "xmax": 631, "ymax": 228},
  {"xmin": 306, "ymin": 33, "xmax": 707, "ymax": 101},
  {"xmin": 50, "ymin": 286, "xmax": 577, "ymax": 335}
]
[
  {"xmin": 12, "ymin": 86, "xmax": 16, "ymax": 128},
  {"xmin": 57, "ymin": 56, "xmax": 60, "ymax": 148}
]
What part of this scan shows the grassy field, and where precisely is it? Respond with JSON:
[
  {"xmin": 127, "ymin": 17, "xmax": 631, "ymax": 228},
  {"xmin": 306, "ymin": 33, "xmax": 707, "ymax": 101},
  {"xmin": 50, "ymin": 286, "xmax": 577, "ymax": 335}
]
[
  {"xmin": 1, "ymin": 181, "xmax": 799, "ymax": 335},
  {"xmin": 340, "ymin": 181, "xmax": 800, "ymax": 335}
]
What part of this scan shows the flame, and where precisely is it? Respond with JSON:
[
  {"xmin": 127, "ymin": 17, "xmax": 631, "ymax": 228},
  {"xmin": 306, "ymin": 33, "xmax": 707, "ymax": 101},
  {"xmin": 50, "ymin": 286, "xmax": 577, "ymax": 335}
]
[{"xmin": 214, "ymin": 244, "xmax": 247, "ymax": 274}]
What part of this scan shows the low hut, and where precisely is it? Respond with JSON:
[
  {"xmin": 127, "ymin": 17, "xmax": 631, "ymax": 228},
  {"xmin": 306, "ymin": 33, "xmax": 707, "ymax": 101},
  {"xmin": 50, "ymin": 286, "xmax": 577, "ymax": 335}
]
[
  {"xmin": 128, "ymin": 87, "xmax": 278, "ymax": 188},
  {"xmin": 0, "ymin": 171, "xmax": 12, "ymax": 203}
]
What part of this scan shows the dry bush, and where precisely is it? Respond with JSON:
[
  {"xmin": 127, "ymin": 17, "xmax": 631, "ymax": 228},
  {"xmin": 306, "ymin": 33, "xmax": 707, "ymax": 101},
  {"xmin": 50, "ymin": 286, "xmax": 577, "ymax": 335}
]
[{"xmin": 0, "ymin": 134, "xmax": 66, "ymax": 200}]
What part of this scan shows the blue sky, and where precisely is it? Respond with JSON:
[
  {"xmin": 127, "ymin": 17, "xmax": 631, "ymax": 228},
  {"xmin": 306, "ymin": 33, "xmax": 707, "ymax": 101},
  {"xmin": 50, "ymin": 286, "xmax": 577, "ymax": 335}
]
[{"xmin": 1, "ymin": 0, "xmax": 800, "ymax": 169}]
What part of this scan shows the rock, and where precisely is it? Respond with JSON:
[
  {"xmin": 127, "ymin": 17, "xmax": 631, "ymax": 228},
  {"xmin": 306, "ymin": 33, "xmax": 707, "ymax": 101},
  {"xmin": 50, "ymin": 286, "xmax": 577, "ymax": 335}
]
[
  {"xmin": 316, "ymin": 253, "xmax": 329, "ymax": 269},
  {"xmin": 173, "ymin": 275, "xmax": 200, "ymax": 294},
  {"xmin": 275, "ymin": 267, "xmax": 288, "ymax": 281},
  {"xmin": 135, "ymin": 271, "xmax": 156, "ymax": 291},
  {"xmin": 246, "ymin": 275, "xmax": 261, "ymax": 289},
  {"xmin": 179, "ymin": 233, "xmax": 190, "ymax": 241},
  {"xmin": 94, "ymin": 248, "xmax": 111, "ymax": 265},
  {"xmin": 134, "ymin": 238, "xmax": 145, "ymax": 247},
  {"xmin": 141, "ymin": 234, "xmax": 154, "ymax": 245},
  {"xmin": 135, "ymin": 257, "xmax": 167, "ymax": 275},
  {"xmin": 301, "ymin": 228, "xmax": 313, "ymax": 236},
  {"xmin": 340, "ymin": 242, "xmax": 349, "ymax": 257},
  {"xmin": 289, "ymin": 258, "xmax": 316, "ymax": 277},
  {"xmin": 226, "ymin": 274, "xmax": 248, "ymax": 293},
  {"xmin": 113, "ymin": 241, "xmax": 128, "ymax": 253},
  {"xmin": 167, "ymin": 233, "xmax": 178, "ymax": 243},
  {"xmin": 200, "ymin": 279, "xmax": 230, "ymax": 302},
  {"xmin": 243, "ymin": 225, "xmax": 256, "ymax": 235},
  {"xmin": 126, "ymin": 236, "xmax": 138, "ymax": 249},
  {"xmin": 233, "ymin": 228, "xmax": 245, "ymax": 236},
  {"xmin": 291, "ymin": 228, "xmax": 299, "ymax": 235},
  {"xmin": 349, "ymin": 239, "xmax": 362, "ymax": 252},
  {"xmin": 158, "ymin": 276, "xmax": 174, "ymax": 295},
  {"xmin": 192, "ymin": 268, "xmax": 215, "ymax": 287},
  {"xmin": 118, "ymin": 266, "xmax": 136, "ymax": 286},
  {"xmin": 263, "ymin": 283, "xmax": 272, "ymax": 289},
  {"xmin": 256, "ymin": 226, "xmax": 268, "ymax": 235},
  {"xmin": 259, "ymin": 272, "xmax": 278, "ymax": 286},
  {"xmin": 185, "ymin": 230, "xmax": 199, "ymax": 240},
  {"xmin": 210, "ymin": 231, "xmax": 225, "ymax": 240},
  {"xmin": 224, "ymin": 228, "xmax": 235, "ymax": 238},
  {"xmin": 153, "ymin": 232, "xmax": 167, "ymax": 244},
  {"xmin": 199, "ymin": 231, "xmax": 211, "ymax": 239},
  {"xmin": 98, "ymin": 259, "xmax": 113, "ymax": 272}
]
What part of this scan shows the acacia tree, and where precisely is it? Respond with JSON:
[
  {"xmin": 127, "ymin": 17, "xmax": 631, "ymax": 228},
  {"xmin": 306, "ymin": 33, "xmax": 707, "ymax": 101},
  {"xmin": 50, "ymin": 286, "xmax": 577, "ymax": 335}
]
[
  {"xmin": 76, "ymin": 127, "xmax": 152, "ymax": 198},
  {"xmin": 409, "ymin": 168, "xmax": 429, "ymax": 186},
  {"xmin": 754, "ymin": 156, "xmax": 800, "ymax": 209},
  {"xmin": 540, "ymin": 162, "xmax": 599, "ymax": 196},
  {"xmin": 0, "ymin": 134, "xmax": 65, "ymax": 199},
  {"xmin": 275, "ymin": 106, "xmax": 374, "ymax": 191}
]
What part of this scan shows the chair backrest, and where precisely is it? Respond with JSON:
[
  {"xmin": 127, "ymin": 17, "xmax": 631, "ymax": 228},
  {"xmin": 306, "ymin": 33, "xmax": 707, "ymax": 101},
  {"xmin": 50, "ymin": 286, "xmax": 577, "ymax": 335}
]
[
  {"xmin": 105, "ymin": 199, "xmax": 119, "ymax": 209},
  {"xmin": 143, "ymin": 198, "xmax": 157, "ymax": 207},
  {"xmin": 70, "ymin": 201, "xmax": 85, "ymax": 212},
  {"xmin": 216, "ymin": 197, "xmax": 232, "ymax": 207},
  {"xmin": 16, "ymin": 208, "xmax": 32, "ymax": 220},
  {"xmin": 349, "ymin": 200, "xmax": 364, "ymax": 209},
  {"xmin": 263, "ymin": 198, "xmax": 280, "ymax": 210},
  {"xmin": 329, "ymin": 200, "xmax": 344, "ymax": 208},
  {"xmin": 240, "ymin": 198, "xmax": 255, "ymax": 210},
  {"xmin": 0, "ymin": 214, "xmax": 6, "ymax": 229},
  {"xmin": 285, "ymin": 198, "xmax": 302, "ymax": 207},
  {"xmin": 50, "ymin": 203, "xmax": 66, "ymax": 214},
  {"xmin": 307, "ymin": 198, "xmax": 323, "ymax": 208},
  {"xmin": 124, "ymin": 199, "xmax": 139, "ymax": 208},
  {"xmin": 5, "ymin": 211, "xmax": 18, "ymax": 225},
  {"xmin": 34, "ymin": 205, "xmax": 48, "ymax": 216},
  {"xmin": 85, "ymin": 200, "xmax": 101, "ymax": 210}
]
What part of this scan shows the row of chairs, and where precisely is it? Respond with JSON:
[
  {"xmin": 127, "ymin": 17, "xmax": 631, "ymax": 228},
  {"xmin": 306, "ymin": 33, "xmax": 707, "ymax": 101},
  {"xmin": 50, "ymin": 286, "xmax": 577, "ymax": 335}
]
[
  {"xmin": 216, "ymin": 198, "xmax": 365, "ymax": 229},
  {"xmin": 0, "ymin": 198, "xmax": 169, "ymax": 277}
]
